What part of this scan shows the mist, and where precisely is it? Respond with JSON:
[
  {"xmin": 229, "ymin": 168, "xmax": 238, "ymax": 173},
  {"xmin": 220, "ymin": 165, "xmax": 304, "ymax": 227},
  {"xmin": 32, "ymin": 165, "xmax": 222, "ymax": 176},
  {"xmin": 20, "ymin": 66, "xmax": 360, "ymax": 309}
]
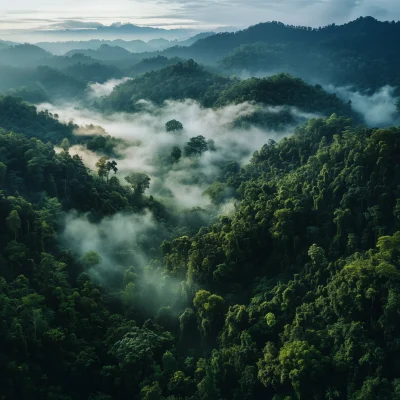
[
  {"xmin": 38, "ymin": 97, "xmax": 307, "ymax": 209},
  {"xmin": 88, "ymin": 78, "xmax": 130, "ymax": 98},
  {"xmin": 327, "ymin": 85, "xmax": 400, "ymax": 127},
  {"xmin": 62, "ymin": 210, "xmax": 163, "ymax": 274},
  {"xmin": 40, "ymin": 92, "xmax": 311, "ymax": 290}
]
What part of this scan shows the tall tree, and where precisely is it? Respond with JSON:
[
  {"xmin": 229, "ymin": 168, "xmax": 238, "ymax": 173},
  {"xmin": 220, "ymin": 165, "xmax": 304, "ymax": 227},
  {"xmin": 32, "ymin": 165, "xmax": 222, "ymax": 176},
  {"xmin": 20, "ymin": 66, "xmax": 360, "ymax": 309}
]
[
  {"xmin": 6, "ymin": 209, "xmax": 21, "ymax": 241},
  {"xmin": 125, "ymin": 173, "xmax": 151, "ymax": 196}
]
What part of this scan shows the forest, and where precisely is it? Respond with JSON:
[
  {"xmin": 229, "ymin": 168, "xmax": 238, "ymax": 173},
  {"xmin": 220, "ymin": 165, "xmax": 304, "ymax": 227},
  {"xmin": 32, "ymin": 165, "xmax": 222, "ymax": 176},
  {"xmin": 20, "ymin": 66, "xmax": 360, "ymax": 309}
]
[{"xmin": 1, "ymin": 15, "xmax": 400, "ymax": 400}]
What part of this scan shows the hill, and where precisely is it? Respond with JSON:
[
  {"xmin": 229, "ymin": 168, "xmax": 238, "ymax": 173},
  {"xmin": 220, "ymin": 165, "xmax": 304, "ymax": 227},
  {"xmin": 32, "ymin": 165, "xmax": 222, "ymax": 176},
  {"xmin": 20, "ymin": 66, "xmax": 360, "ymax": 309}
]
[
  {"xmin": 24, "ymin": 23, "xmax": 195, "ymax": 41},
  {"xmin": 65, "ymin": 44, "xmax": 134, "ymax": 61},
  {"xmin": 158, "ymin": 17, "xmax": 400, "ymax": 91},
  {"xmin": 0, "ymin": 96, "xmax": 74, "ymax": 143},
  {"xmin": 126, "ymin": 56, "xmax": 184, "ymax": 77},
  {"xmin": 63, "ymin": 63, "xmax": 123, "ymax": 84},
  {"xmin": 2, "ymin": 112, "xmax": 400, "ymax": 399},
  {"xmin": 0, "ymin": 44, "xmax": 52, "ymax": 67},
  {"xmin": 102, "ymin": 60, "xmax": 354, "ymax": 119},
  {"xmin": 0, "ymin": 41, "xmax": 10, "ymax": 51},
  {"xmin": 0, "ymin": 65, "xmax": 87, "ymax": 102},
  {"xmin": 36, "ymin": 34, "xmax": 214, "ymax": 56}
]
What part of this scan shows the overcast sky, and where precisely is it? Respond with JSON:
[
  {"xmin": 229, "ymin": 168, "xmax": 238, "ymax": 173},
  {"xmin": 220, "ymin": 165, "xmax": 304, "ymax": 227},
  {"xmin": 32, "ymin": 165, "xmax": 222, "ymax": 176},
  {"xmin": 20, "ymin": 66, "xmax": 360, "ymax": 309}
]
[{"xmin": 1, "ymin": 0, "xmax": 400, "ymax": 32}]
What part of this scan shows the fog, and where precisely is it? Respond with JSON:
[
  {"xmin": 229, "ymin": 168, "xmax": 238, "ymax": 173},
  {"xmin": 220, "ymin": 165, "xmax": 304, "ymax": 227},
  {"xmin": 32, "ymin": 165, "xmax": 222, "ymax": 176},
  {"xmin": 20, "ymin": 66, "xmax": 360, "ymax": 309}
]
[
  {"xmin": 38, "ymin": 87, "xmax": 312, "ymax": 286},
  {"xmin": 40, "ymin": 79, "xmax": 398, "ymax": 293},
  {"xmin": 62, "ymin": 210, "xmax": 162, "ymax": 274},
  {"xmin": 327, "ymin": 85, "xmax": 400, "ymax": 127},
  {"xmin": 38, "ymin": 96, "xmax": 308, "ymax": 209},
  {"xmin": 88, "ymin": 78, "xmax": 130, "ymax": 98}
]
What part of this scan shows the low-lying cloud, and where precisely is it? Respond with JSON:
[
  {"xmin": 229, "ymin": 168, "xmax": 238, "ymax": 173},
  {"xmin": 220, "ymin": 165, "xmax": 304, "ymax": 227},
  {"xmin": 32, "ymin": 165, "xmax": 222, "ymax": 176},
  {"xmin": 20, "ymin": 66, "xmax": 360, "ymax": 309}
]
[
  {"xmin": 88, "ymin": 78, "xmax": 130, "ymax": 98},
  {"xmin": 39, "ymin": 97, "xmax": 306, "ymax": 208},
  {"xmin": 326, "ymin": 84, "xmax": 400, "ymax": 127}
]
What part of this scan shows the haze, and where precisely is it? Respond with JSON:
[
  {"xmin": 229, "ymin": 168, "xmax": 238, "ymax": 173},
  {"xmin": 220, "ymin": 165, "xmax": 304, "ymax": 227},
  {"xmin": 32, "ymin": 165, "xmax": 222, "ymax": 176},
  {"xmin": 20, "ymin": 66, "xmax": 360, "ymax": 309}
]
[{"xmin": 2, "ymin": 0, "xmax": 400, "ymax": 39}]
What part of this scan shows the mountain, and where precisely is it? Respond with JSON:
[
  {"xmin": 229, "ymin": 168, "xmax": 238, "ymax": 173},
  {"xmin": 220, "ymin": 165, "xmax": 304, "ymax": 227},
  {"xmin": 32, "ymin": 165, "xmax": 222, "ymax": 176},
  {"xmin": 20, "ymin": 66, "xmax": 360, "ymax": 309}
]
[
  {"xmin": 65, "ymin": 44, "xmax": 134, "ymax": 61},
  {"xmin": 0, "ymin": 42, "xmax": 10, "ymax": 51},
  {"xmin": 3, "ymin": 16, "xmax": 400, "ymax": 400},
  {"xmin": 175, "ymin": 32, "xmax": 215, "ymax": 47},
  {"xmin": 0, "ymin": 65, "xmax": 87, "ymax": 101},
  {"xmin": 43, "ymin": 53, "xmax": 103, "ymax": 69},
  {"xmin": 0, "ymin": 95, "xmax": 74, "ymax": 143},
  {"xmin": 9, "ymin": 23, "xmax": 197, "ymax": 42},
  {"xmin": 156, "ymin": 17, "xmax": 400, "ymax": 91},
  {"xmin": 0, "ymin": 44, "xmax": 52, "ymax": 67},
  {"xmin": 125, "ymin": 55, "xmax": 184, "ymax": 77},
  {"xmin": 2, "ymin": 110, "xmax": 400, "ymax": 399},
  {"xmin": 36, "ymin": 33, "xmax": 216, "ymax": 57},
  {"xmin": 102, "ymin": 59, "xmax": 354, "ymax": 119},
  {"xmin": 37, "ymin": 39, "xmax": 150, "ymax": 55},
  {"xmin": 63, "ymin": 63, "xmax": 123, "ymax": 84},
  {"xmin": 101, "ymin": 59, "xmax": 232, "ymax": 111}
]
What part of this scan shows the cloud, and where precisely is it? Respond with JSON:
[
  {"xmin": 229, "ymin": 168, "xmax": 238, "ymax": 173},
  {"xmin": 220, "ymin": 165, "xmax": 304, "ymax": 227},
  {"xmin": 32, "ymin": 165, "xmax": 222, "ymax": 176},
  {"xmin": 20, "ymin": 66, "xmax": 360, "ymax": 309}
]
[
  {"xmin": 2, "ymin": 0, "xmax": 400, "ymax": 38},
  {"xmin": 61, "ymin": 210, "xmax": 161, "ymax": 270},
  {"xmin": 326, "ymin": 85, "xmax": 400, "ymax": 127},
  {"xmin": 152, "ymin": 0, "xmax": 400, "ymax": 27},
  {"xmin": 48, "ymin": 20, "xmax": 105, "ymax": 30},
  {"xmin": 37, "ymin": 91, "xmax": 311, "ymax": 209},
  {"xmin": 88, "ymin": 78, "xmax": 131, "ymax": 98}
]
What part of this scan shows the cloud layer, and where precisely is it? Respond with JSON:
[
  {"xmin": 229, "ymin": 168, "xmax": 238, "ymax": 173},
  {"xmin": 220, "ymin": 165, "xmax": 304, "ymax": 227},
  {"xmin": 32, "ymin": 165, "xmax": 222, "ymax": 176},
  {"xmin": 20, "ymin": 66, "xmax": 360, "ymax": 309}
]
[{"xmin": 2, "ymin": 0, "xmax": 400, "ymax": 36}]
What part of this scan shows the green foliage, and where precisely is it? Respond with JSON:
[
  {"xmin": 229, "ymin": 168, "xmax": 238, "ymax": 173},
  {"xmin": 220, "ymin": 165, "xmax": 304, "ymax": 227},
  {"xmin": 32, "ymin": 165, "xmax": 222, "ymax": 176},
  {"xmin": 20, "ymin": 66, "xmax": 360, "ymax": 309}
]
[
  {"xmin": 125, "ymin": 172, "xmax": 151, "ymax": 196},
  {"xmin": 166, "ymin": 119, "xmax": 184, "ymax": 132},
  {"xmin": 161, "ymin": 18, "xmax": 400, "ymax": 92},
  {"xmin": 102, "ymin": 60, "xmax": 232, "ymax": 111},
  {"xmin": 184, "ymin": 136, "xmax": 208, "ymax": 157},
  {"xmin": 214, "ymin": 73, "xmax": 352, "ymax": 117},
  {"xmin": 6, "ymin": 210, "xmax": 21, "ymax": 240},
  {"xmin": 2, "ymin": 38, "xmax": 400, "ymax": 399},
  {"xmin": 128, "ymin": 56, "xmax": 183, "ymax": 77},
  {"xmin": 170, "ymin": 146, "xmax": 182, "ymax": 163},
  {"xmin": 82, "ymin": 251, "xmax": 102, "ymax": 269},
  {"xmin": 0, "ymin": 96, "xmax": 74, "ymax": 143},
  {"xmin": 101, "ymin": 60, "xmax": 354, "ymax": 120}
]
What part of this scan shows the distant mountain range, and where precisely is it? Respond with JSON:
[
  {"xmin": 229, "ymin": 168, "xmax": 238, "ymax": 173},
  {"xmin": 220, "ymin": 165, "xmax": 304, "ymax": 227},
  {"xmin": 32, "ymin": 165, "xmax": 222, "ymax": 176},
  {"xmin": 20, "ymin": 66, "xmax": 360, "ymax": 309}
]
[
  {"xmin": 35, "ymin": 33, "xmax": 215, "ymax": 56},
  {"xmin": 1, "ymin": 17, "xmax": 400, "ymax": 101},
  {"xmin": 0, "ymin": 23, "xmax": 207, "ymax": 42}
]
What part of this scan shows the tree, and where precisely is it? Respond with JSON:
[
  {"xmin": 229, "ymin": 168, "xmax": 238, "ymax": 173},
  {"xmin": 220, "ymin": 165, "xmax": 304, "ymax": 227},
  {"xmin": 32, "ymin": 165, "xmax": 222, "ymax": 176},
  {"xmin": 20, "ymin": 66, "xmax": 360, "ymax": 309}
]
[
  {"xmin": 171, "ymin": 146, "xmax": 182, "ymax": 163},
  {"xmin": 106, "ymin": 160, "xmax": 118, "ymax": 184},
  {"xmin": 193, "ymin": 290, "xmax": 225, "ymax": 337},
  {"xmin": 60, "ymin": 138, "xmax": 70, "ymax": 151},
  {"xmin": 96, "ymin": 156, "xmax": 118, "ymax": 183},
  {"xmin": 0, "ymin": 161, "xmax": 6, "ymax": 184},
  {"xmin": 166, "ymin": 119, "xmax": 183, "ymax": 132},
  {"xmin": 184, "ymin": 136, "xmax": 208, "ymax": 157},
  {"xmin": 81, "ymin": 251, "xmax": 102, "ymax": 269},
  {"xmin": 96, "ymin": 156, "xmax": 109, "ymax": 181},
  {"xmin": 7, "ymin": 209, "xmax": 21, "ymax": 240},
  {"xmin": 125, "ymin": 172, "xmax": 151, "ymax": 196}
]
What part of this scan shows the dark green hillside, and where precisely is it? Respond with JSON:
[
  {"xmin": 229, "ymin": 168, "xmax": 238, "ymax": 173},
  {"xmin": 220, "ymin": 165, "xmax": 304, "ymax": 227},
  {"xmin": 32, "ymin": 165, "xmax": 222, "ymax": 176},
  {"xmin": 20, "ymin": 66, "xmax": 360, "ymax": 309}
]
[
  {"xmin": 126, "ymin": 56, "xmax": 184, "ymax": 77},
  {"xmin": 65, "ymin": 44, "xmax": 134, "ymax": 61},
  {"xmin": 0, "ymin": 96, "xmax": 74, "ymax": 143},
  {"xmin": 0, "ymin": 44, "xmax": 52, "ymax": 67},
  {"xmin": 2, "ymin": 113, "xmax": 400, "ymax": 399},
  {"xmin": 102, "ymin": 59, "xmax": 233, "ymax": 111},
  {"xmin": 1, "ymin": 15, "xmax": 400, "ymax": 400},
  {"xmin": 159, "ymin": 17, "xmax": 400, "ymax": 90},
  {"xmin": 102, "ymin": 60, "xmax": 354, "ymax": 120},
  {"xmin": 0, "ymin": 65, "xmax": 87, "ymax": 102}
]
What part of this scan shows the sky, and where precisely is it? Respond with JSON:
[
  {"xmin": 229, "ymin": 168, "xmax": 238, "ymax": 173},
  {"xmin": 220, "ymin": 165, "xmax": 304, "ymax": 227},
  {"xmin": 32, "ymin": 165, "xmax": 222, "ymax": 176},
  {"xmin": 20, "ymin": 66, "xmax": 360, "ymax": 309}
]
[{"xmin": 1, "ymin": 0, "xmax": 400, "ymax": 33}]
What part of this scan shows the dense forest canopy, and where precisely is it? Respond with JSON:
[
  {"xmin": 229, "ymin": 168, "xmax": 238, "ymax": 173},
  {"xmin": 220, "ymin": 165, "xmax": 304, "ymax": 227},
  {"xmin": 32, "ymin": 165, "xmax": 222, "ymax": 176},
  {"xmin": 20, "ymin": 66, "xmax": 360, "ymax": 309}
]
[
  {"xmin": 158, "ymin": 17, "xmax": 400, "ymax": 91},
  {"xmin": 1, "ymin": 14, "xmax": 400, "ymax": 400},
  {"xmin": 100, "ymin": 60, "xmax": 354, "ymax": 122}
]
